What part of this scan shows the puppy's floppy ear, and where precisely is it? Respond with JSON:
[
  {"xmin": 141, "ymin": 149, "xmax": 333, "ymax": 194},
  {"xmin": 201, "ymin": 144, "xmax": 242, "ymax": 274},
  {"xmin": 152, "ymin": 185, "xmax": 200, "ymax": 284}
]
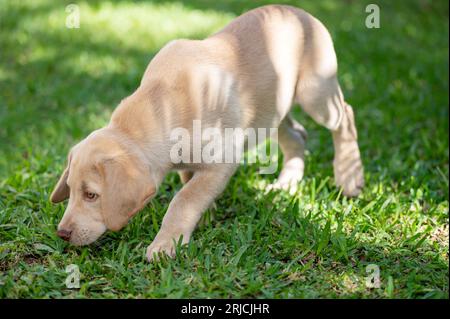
[
  {"xmin": 50, "ymin": 154, "xmax": 72, "ymax": 203},
  {"xmin": 99, "ymin": 156, "xmax": 156, "ymax": 231}
]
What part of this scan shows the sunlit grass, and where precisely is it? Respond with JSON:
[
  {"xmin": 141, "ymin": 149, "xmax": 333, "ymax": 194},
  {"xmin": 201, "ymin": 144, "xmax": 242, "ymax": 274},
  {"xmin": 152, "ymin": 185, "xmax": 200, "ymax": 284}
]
[{"xmin": 0, "ymin": 0, "xmax": 448, "ymax": 298}]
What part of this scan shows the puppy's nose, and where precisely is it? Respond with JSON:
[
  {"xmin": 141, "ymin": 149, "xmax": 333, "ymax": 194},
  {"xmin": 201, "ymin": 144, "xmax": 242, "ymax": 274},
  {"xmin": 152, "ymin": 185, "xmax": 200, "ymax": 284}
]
[{"xmin": 57, "ymin": 229, "xmax": 72, "ymax": 241}]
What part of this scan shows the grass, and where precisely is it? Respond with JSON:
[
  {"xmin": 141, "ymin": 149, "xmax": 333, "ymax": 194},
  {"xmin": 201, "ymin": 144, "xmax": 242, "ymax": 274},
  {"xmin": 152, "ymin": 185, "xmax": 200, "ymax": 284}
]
[{"xmin": 0, "ymin": 0, "xmax": 448, "ymax": 298}]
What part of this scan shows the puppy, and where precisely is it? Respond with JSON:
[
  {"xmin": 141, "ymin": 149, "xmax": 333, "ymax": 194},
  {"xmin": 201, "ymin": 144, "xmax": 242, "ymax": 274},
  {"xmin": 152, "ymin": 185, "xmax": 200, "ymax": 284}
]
[{"xmin": 50, "ymin": 5, "xmax": 364, "ymax": 261}]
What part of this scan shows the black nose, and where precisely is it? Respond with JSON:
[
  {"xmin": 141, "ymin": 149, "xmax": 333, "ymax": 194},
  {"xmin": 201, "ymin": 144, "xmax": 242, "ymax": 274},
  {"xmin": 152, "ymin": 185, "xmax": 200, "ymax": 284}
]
[{"xmin": 57, "ymin": 229, "xmax": 72, "ymax": 241}]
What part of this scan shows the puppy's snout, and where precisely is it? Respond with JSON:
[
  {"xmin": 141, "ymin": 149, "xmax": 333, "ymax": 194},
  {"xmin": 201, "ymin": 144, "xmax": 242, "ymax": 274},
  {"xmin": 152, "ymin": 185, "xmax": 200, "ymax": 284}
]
[{"xmin": 57, "ymin": 229, "xmax": 72, "ymax": 241}]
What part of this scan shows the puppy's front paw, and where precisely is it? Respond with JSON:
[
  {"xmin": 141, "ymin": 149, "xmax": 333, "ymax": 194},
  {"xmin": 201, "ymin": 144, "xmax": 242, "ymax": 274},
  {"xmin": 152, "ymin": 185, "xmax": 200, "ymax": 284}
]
[{"xmin": 146, "ymin": 233, "xmax": 189, "ymax": 262}]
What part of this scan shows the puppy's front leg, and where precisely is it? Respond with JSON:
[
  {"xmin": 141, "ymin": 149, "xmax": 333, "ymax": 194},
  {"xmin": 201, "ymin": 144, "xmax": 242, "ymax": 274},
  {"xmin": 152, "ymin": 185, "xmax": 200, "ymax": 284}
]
[{"xmin": 147, "ymin": 165, "xmax": 236, "ymax": 261}]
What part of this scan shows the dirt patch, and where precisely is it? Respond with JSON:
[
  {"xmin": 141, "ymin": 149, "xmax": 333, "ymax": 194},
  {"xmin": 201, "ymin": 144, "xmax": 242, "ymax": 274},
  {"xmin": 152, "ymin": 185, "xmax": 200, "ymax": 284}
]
[
  {"xmin": 23, "ymin": 254, "xmax": 41, "ymax": 265},
  {"xmin": 431, "ymin": 225, "xmax": 449, "ymax": 248},
  {"xmin": 0, "ymin": 253, "xmax": 44, "ymax": 271}
]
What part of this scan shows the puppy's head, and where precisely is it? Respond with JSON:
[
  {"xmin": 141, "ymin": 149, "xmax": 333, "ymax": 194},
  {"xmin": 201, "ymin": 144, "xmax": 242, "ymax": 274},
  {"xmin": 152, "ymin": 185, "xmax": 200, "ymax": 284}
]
[{"xmin": 50, "ymin": 128, "xmax": 156, "ymax": 246}]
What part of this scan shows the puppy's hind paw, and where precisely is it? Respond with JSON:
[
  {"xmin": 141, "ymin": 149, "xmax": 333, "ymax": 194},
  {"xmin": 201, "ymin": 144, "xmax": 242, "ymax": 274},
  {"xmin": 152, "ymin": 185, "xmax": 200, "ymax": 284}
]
[
  {"xmin": 334, "ymin": 160, "xmax": 364, "ymax": 197},
  {"xmin": 266, "ymin": 179, "xmax": 299, "ymax": 195}
]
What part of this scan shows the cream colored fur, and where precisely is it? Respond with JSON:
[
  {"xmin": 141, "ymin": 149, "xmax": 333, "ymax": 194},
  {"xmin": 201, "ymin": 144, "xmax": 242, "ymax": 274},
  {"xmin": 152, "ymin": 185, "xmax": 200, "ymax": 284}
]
[{"xmin": 50, "ymin": 5, "xmax": 364, "ymax": 261}]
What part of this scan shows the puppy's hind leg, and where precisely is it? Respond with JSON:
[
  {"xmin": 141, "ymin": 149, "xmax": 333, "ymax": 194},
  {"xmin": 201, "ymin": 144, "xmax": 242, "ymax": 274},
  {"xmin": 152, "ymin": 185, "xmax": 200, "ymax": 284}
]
[
  {"xmin": 331, "ymin": 102, "xmax": 364, "ymax": 197},
  {"xmin": 296, "ymin": 74, "xmax": 364, "ymax": 197},
  {"xmin": 267, "ymin": 114, "xmax": 307, "ymax": 194}
]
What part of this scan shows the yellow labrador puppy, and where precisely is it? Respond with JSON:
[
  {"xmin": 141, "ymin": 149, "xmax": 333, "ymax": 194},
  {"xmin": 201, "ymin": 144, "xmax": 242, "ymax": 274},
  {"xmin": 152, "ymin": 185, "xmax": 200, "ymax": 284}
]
[{"xmin": 50, "ymin": 5, "xmax": 364, "ymax": 261}]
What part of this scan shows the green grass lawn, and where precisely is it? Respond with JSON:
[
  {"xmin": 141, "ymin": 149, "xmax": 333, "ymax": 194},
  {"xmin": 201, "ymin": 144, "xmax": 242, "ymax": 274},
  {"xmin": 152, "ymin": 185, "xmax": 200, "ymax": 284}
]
[{"xmin": 0, "ymin": 0, "xmax": 448, "ymax": 298}]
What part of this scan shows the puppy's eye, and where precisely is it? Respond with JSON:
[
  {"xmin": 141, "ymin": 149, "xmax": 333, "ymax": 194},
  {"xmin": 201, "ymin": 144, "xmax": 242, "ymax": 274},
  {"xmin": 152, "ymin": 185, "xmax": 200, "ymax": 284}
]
[{"xmin": 84, "ymin": 192, "xmax": 98, "ymax": 201}]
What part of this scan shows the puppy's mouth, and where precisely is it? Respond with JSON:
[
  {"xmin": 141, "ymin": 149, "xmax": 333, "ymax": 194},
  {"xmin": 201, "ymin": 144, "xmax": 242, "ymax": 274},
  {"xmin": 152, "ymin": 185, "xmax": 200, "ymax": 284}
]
[{"xmin": 69, "ymin": 227, "xmax": 107, "ymax": 246}]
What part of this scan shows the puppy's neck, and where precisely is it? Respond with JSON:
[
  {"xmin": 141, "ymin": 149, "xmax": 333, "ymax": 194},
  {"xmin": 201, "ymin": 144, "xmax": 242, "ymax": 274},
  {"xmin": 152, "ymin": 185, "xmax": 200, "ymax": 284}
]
[{"xmin": 108, "ymin": 89, "xmax": 173, "ymax": 182}]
